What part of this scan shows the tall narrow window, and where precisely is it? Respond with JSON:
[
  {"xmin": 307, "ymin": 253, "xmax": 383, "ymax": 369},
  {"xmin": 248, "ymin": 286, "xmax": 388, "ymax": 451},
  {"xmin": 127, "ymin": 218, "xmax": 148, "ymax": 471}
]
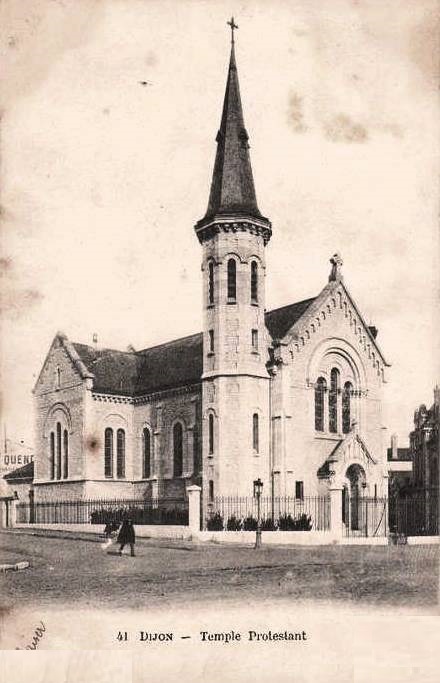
[
  {"xmin": 252, "ymin": 413, "xmax": 259, "ymax": 453},
  {"xmin": 342, "ymin": 381, "xmax": 353, "ymax": 434},
  {"xmin": 56, "ymin": 422, "xmax": 62, "ymax": 480},
  {"xmin": 251, "ymin": 261, "xmax": 258, "ymax": 302},
  {"xmin": 208, "ymin": 329, "xmax": 214, "ymax": 353},
  {"xmin": 251, "ymin": 329, "xmax": 258, "ymax": 351},
  {"xmin": 329, "ymin": 368, "xmax": 340, "ymax": 433},
  {"xmin": 208, "ymin": 414, "xmax": 214, "ymax": 454},
  {"xmin": 295, "ymin": 481, "xmax": 304, "ymax": 500},
  {"xmin": 104, "ymin": 427, "xmax": 113, "ymax": 478},
  {"xmin": 315, "ymin": 377, "xmax": 326, "ymax": 432},
  {"xmin": 209, "ymin": 480, "xmax": 214, "ymax": 502},
  {"xmin": 227, "ymin": 259, "xmax": 236, "ymax": 301},
  {"xmin": 63, "ymin": 429, "xmax": 69, "ymax": 479},
  {"xmin": 173, "ymin": 422, "xmax": 183, "ymax": 477},
  {"xmin": 208, "ymin": 261, "xmax": 214, "ymax": 305},
  {"xmin": 116, "ymin": 429, "xmax": 125, "ymax": 478},
  {"xmin": 143, "ymin": 428, "xmax": 151, "ymax": 479},
  {"xmin": 50, "ymin": 432, "xmax": 55, "ymax": 480}
]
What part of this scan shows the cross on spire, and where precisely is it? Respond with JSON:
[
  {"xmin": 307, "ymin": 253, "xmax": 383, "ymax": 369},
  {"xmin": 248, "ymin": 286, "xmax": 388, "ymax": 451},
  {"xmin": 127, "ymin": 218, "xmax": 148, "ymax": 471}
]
[{"xmin": 227, "ymin": 16, "xmax": 238, "ymax": 43}]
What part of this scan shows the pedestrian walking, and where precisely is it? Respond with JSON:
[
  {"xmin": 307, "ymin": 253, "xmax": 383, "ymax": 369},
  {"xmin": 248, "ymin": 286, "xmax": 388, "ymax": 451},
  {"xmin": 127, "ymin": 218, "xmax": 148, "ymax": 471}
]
[{"xmin": 117, "ymin": 518, "xmax": 136, "ymax": 557}]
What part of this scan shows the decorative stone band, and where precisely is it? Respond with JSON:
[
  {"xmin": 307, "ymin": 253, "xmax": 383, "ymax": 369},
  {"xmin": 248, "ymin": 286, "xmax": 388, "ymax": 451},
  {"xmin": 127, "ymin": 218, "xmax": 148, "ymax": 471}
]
[
  {"xmin": 91, "ymin": 383, "xmax": 202, "ymax": 406},
  {"xmin": 194, "ymin": 216, "xmax": 272, "ymax": 245}
]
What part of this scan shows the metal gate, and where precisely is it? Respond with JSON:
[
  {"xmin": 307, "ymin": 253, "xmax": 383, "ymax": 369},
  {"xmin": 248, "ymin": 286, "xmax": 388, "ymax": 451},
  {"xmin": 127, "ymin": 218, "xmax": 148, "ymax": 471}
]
[{"xmin": 343, "ymin": 495, "xmax": 388, "ymax": 537}]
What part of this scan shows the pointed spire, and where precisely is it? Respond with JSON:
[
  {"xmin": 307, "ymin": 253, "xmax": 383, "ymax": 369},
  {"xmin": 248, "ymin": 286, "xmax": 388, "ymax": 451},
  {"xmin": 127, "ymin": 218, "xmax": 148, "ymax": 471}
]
[{"xmin": 195, "ymin": 21, "xmax": 271, "ymax": 240}]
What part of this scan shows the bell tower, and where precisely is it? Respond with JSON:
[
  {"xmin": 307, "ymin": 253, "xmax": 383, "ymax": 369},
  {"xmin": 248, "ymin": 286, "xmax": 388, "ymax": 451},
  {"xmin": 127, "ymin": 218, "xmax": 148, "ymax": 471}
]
[{"xmin": 194, "ymin": 19, "xmax": 272, "ymax": 505}]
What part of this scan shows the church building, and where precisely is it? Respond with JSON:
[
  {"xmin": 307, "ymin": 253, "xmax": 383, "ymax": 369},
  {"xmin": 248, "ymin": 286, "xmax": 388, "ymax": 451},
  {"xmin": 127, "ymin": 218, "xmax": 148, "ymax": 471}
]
[{"xmin": 32, "ymin": 26, "xmax": 390, "ymax": 513}]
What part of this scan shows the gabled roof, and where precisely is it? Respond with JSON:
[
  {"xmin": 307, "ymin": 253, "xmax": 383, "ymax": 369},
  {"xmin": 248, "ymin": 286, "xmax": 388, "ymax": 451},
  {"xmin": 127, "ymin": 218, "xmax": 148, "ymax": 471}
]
[
  {"xmin": 4, "ymin": 461, "xmax": 34, "ymax": 482},
  {"xmin": 265, "ymin": 298, "xmax": 317, "ymax": 340},
  {"xmin": 73, "ymin": 333, "xmax": 203, "ymax": 397}
]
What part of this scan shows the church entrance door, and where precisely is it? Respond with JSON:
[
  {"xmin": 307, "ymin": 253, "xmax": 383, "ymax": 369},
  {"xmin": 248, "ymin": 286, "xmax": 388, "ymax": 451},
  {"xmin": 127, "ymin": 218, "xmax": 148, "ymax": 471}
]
[{"xmin": 345, "ymin": 464, "xmax": 366, "ymax": 533}]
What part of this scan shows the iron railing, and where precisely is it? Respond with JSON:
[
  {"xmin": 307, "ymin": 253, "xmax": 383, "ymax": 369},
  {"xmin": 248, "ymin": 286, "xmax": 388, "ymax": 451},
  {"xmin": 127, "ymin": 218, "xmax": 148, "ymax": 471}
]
[
  {"xmin": 392, "ymin": 488, "xmax": 439, "ymax": 537},
  {"xmin": 343, "ymin": 496, "xmax": 388, "ymax": 537},
  {"xmin": 16, "ymin": 497, "xmax": 189, "ymax": 526},
  {"xmin": 206, "ymin": 495, "xmax": 331, "ymax": 531}
]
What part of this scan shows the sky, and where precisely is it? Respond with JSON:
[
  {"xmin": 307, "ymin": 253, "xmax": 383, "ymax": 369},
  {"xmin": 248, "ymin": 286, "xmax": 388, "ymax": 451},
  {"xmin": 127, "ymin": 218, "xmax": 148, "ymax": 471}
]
[{"xmin": 0, "ymin": 0, "xmax": 439, "ymax": 448}]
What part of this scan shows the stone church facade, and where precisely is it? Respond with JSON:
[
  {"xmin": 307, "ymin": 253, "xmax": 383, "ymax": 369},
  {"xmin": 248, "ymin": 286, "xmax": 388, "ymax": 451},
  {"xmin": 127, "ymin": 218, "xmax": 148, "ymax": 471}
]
[{"xmin": 33, "ymin": 33, "xmax": 390, "ymax": 511}]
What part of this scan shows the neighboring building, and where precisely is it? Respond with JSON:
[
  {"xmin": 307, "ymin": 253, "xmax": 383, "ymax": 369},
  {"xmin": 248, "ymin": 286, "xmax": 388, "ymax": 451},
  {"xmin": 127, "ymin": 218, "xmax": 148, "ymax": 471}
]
[
  {"xmin": 410, "ymin": 386, "xmax": 439, "ymax": 492},
  {"xmin": 0, "ymin": 438, "xmax": 34, "ymax": 479},
  {"xmin": 3, "ymin": 461, "xmax": 34, "ymax": 503},
  {"xmin": 387, "ymin": 434, "xmax": 412, "ymax": 494},
  {"xmin": 32, "ymin": 29, "xmax": 390, "ymax": 518}
]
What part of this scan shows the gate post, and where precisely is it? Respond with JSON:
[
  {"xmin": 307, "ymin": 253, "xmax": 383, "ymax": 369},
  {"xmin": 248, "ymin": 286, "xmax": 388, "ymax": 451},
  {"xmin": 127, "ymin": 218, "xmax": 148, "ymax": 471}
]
[
  {"xmin": 329, "ymin": 484, "xmax": 344, "ymax": 538},
  {"xmin": 187, "ymin": 485, "xmax": 202, "ymax": 534}
]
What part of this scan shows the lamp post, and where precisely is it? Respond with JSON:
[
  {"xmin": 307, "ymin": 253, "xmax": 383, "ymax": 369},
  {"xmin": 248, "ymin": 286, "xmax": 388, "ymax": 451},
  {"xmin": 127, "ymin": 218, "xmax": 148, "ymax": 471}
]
[{"xmin": 253, "ymin": 478, "xmax": 263, "ymax": 549}]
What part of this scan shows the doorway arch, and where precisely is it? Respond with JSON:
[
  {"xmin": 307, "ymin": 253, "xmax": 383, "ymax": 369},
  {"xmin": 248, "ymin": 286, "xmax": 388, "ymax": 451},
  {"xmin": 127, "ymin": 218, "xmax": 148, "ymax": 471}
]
[{"xmin": 345, "ymin": 463, "xmax": 366, "ymax": 531}]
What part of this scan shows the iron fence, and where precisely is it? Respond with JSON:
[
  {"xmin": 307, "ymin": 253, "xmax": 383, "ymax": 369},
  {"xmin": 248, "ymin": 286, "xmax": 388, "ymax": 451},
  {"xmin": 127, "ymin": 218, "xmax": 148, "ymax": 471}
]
[
  {"xmin": 392, "ymin": 488, "xmax": 439, "ymax": 537},
  {"xmin": 16, "ymin": 497, "xmax": 189, "ymax": 526},
  {"xmin": 343, "ymin": 496, "xmax": 388, "ymax": 537},
  {"xmin": 206, "ymin": 495, "xmax": 330, "ymax": 531}
]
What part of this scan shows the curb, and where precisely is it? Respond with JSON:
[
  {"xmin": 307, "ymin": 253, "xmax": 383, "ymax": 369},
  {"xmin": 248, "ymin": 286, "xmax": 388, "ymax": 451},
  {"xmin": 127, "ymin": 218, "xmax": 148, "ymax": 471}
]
[{"xmin": 1, "ymin": 561, "xmax": 30, "ymax": 572}]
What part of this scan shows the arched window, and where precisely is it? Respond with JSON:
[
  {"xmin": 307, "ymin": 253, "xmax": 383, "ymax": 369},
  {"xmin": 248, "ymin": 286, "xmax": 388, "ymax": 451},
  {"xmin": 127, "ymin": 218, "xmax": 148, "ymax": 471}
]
[
  {"xmin": 315, "ymin": 377, "xmax": 326, "ymax": 432},
  {"xmin": 251, "ymin": 261, "xmax": 258, "ymax": 303},
  {"xmin": 173, "ymin": 422, "xmax": 183, "ymax": 477},
  {"xmin": 104, "ymin": 427, "xmax": 113, "ymax": 478},
  {"xmin": 63, "ymin": 429, "xmax": 69, "ymax": 479},
  {"xmin": 329, "ymin": 368, "xmax": 340, "ymax": 433},
  {"xmin": 56, "ymin": 422, "xmax": 62, "ymax": 480},
  {"xmin": 116, "ymin": 429, "xmax": 125, "ymax": 479},
  {"xmin": 227, "ymin": 259, "xmax": 236, "ymax": 301},
  {"xmin": 143, "ymin": 428, "xmax": 151, "ymax": 479},
  {"xmin": 208, "ymin": 414, "xmax": 214, "ymax": 454},
  {"xmin": 50, "ymin": 432, "xmax": 55, "ymax": 480},
  {"xmin": 252, "ymin": 413, "xmax": 259, "ymax": 453},
  {"xmin": 342, "ymin": 382, "xmax": 353, "ymax": 434},
  {"xmin": 208, "ymin": 261, "xmax": 214, "ymax": 305}
]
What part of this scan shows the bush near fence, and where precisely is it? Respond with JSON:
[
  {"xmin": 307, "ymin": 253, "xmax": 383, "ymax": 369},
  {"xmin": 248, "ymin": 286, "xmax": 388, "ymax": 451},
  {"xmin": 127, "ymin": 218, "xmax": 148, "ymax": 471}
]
[
  {"xmin": 207, "ymin": 511, "xmax": 313, "ymax": 532},
  {"xmin": 207, "ymin": 495, "xmax": 330, "ymax": 532}
]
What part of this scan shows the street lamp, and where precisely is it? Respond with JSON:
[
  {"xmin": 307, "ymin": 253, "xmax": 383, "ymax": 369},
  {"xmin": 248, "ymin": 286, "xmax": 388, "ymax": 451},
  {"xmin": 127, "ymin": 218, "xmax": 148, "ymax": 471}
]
[{"xmin": 253, "ymin": 478, "xmax": 263, "ymax": 549}]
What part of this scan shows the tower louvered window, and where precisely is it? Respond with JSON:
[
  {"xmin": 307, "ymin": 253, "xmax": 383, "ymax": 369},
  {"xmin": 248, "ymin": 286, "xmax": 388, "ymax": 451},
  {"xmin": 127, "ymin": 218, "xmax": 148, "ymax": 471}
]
[
  {"xmin": 227, "ymin": 259, "xmax": 236, "ymax": 301},
  {"xmin": 251, "ymin": 261, "xmax": 258, "ymax": 302},
  {"xmin": 208, "ymin": 261, "xmax": 215, "ymax": 305}
]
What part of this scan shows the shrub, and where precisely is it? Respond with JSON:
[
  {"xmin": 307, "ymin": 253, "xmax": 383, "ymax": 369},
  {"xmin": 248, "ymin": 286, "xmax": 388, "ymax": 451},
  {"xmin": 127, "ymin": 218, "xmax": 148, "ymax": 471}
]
[
  {"xmin": 261, "ymin": 517, "xmax": 277, "ymax": 531},
  {"xmin": 226, "ymin": 515, "xmax": 243, "ymax": 531},
  {"xmin": 207, "ymin": 512, "xmax": 224, "ymax": 531},
  {"xmin": 243, "ymin": 515, "xmax": 258, "ymax": 531},
  {"xmin": 278, "ymin": 513, "xmax": 312, "ymax": 531}
]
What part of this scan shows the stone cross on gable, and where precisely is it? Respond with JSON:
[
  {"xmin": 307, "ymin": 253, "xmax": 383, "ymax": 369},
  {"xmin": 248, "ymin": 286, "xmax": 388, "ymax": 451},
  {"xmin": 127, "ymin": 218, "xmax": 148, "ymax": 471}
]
[{"xmin": 329, "ymin": 252, "xmax": 343, "ymax": 282}]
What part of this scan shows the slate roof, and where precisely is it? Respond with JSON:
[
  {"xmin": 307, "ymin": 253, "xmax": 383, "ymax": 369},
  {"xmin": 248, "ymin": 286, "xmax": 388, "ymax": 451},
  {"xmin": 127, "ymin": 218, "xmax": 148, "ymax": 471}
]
[
  {"xmin": 264, "ymin": 297, "xmax": 317, "ymax": 340},
  {"xmin": 195, "ymin": 41, "xmax": 269, "ymax": 229},
  {"xmin": 73, "ymin": 333, "xmax": 203, "ymax": 397},
  {"xmin": 4, "ymin": 461, "xmax": 34, "ymax": 482},
  {"xmin": 71, "ymin": 298, "xmax": 316, "ymax": 397}
]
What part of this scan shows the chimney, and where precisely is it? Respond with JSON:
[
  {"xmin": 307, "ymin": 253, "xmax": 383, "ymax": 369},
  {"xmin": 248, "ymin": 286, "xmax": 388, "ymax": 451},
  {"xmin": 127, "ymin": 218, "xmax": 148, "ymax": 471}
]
[
  {"xmin": 368, "ymin": 325, "xmax": 378, "ymax": 339},
  {"xmin": 391, "ymin": 433, "xmax": 398, "ymax": 460}
]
